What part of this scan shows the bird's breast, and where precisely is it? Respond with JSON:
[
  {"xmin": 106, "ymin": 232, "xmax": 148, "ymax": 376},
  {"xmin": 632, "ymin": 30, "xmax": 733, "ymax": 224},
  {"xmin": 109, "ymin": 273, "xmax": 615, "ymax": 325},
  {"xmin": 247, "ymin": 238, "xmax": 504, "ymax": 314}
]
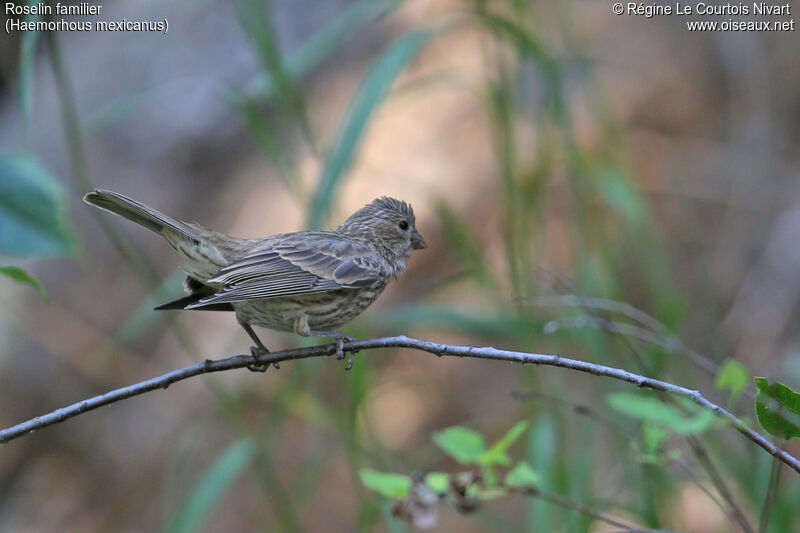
[{"xmin": 233, "ymin": 279, "xmax": 389, "ymax": 332}]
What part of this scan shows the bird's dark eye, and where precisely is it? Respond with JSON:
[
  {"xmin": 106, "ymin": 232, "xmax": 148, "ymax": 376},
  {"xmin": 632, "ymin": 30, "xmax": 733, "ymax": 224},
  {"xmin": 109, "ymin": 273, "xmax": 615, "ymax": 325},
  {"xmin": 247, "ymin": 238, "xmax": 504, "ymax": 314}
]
[{"xmin": 398, "ymin": 220, "xmax": 409, "ymax": 231}]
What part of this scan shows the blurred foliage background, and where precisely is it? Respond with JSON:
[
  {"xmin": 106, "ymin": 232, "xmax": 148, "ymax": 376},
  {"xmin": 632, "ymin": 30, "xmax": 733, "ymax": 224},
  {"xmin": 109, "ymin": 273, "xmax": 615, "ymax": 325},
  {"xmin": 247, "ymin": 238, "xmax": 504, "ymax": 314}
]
[{"xmin": 1, "ymin": 0, "xmax": 800, "ymax": 531}]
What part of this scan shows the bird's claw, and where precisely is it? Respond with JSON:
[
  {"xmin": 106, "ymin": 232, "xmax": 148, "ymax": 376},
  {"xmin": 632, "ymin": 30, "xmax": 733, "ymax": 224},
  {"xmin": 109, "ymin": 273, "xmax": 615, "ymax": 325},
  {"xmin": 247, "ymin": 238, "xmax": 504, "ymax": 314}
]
[
  {"xmin": 335, "ymin": 338, "xmax": 346, "ymax": 360},
  {"xmin": 333, "ymin": 334, "xmax": 355, "ymax": 360},
  {"xmin": 327, "ymin": 334, "xmax": 356, "ymax": 370},
  {"xmin": 247, "ymin": 363, "xmax": 267, "ymax": 373},
  {"xmin": 247, "ymin": 346, "xmax": 269, "ymax": 373}
]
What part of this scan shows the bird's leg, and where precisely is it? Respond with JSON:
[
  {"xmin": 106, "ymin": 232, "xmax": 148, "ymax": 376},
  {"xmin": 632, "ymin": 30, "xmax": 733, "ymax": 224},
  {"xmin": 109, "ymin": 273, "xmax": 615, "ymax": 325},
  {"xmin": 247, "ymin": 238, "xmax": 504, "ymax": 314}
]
[
  {"xmin": 294, "ymin": 315, "xmax": 355, "ymax": 368},
  {"xmin": 237, "ymin": 317, "xmax": 270, "ymax": 373}
]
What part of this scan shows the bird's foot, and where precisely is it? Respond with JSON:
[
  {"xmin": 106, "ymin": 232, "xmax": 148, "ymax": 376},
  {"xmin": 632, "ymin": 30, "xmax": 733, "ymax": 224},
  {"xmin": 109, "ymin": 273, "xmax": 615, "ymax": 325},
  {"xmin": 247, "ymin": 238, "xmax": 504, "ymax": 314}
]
[
  {"xmin": 331, "ymin": 334, "xmax": 357, "ymax": 371},
  {"xmin": 331, "ymin": 333, "xmax": 356, "ymax": 360},
  {"xmin": 295, "ymin": 316, "xmax": 356, "ymax": 369},
  {"xmin": 344, "ymin": 351, "xmax": 356, "ymax": 371},
  {"xmin": 247, "ymin": 346, "xmax": 270, "ymax": 373}
]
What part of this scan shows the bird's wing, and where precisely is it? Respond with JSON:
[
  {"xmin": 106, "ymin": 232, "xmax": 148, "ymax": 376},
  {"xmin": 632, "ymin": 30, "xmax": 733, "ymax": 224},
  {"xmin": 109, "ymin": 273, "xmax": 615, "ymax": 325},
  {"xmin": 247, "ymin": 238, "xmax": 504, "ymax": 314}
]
[
  {"xmin": 184, "ymin": 234, "xmax": 381, "ymax": 308},
  {"xmin": 154, "ymin": 277, "xmax": 235, "ymax": 312}
]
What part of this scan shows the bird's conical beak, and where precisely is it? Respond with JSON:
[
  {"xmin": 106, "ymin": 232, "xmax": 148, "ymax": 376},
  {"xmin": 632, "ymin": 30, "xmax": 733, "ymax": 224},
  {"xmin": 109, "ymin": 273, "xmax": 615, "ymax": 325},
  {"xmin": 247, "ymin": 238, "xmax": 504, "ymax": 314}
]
[{"xmin": 411, "ymin": 230, "xmax": 427, "ymax": 250}]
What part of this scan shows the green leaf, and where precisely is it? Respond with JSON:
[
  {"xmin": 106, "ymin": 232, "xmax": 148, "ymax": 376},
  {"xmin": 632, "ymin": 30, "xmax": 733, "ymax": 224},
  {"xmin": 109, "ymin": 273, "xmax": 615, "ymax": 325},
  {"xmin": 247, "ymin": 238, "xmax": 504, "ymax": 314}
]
[
  {"xmin": 0, "ymin": 153, "xmax": 76, "ymax": 257},
  {"xmin": 715, "ymin": 359, "xmax": 750, "ymax": 404},
  {"xmin": 754, "ymin": 377, "xmax": 800, "ymax": 441},
  {"xmin": 641, "ymin": 423, "xmax": 668, "ymax": 454},
  {"xmin": 424, "ymin": 472, "xmax": 450, "ymax": 494},
  {"xmin": 167, "ymin": 439, "xmax": 255, "ymax": 533},
  {"xmin": 607, "ymin": 393, "xmax": 715, "ymax": 435},
  {"xmin": 482, "ymin": 464, "xmax": 498, "ymax": 487},
  {"xmin": 464, "ymin": 479, "xmax": 482, "ymax": 499},
  {"xmin": 595, "ymin": 169, "xmax": 645, "ymax": 223},
  {"xmin": 308, "ymin": 27, "xmax": 436, "ymax": 228},
  {"xmin": 480, "ymin": 421, "xmax": 528, "ymax": 466},
  {"xmin": 638, "ymin": 423, "xmax": 682, "ymax": 464},
  {"xmin": 505, "ymin": 461, "xmax": 540, "ymax": 488},
  {"xmin": 432, "ymin": 426, "xmax": 487, "ymax": 465},
  {"xmin": 0, "ymin": 266, "xmax": 48, "ymax": 300},
  {"xmin": 359, "ymin": 469, "xmax": 412, "ymax": 499}
]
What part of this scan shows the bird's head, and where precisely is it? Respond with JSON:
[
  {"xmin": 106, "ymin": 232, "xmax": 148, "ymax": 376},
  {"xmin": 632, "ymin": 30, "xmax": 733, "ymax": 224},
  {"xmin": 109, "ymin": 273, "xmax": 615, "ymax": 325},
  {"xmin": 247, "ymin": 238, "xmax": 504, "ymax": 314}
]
[{"xmin": 338, "ymin": 197, "xmax": 427, "ymax": 260}]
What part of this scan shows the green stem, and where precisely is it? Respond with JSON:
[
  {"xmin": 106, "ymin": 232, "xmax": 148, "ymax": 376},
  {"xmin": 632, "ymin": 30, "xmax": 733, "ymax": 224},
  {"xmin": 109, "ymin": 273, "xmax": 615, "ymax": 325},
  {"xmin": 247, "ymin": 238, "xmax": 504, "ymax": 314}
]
[
  {"xmin": 758, "ymin": 448, "xmax": 783, "ymax": 533},
  {"xmin": 45, "ymin": 30, "xmax": 159, "ymax": 284}
]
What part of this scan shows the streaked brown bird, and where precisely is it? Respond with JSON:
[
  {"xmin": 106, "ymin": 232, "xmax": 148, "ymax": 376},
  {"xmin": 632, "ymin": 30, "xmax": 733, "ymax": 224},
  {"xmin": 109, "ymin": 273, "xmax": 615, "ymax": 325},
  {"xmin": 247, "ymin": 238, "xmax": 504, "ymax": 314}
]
[{"xmin": 84, "ymin": 190, "xmax": 426, "ymax": 370}]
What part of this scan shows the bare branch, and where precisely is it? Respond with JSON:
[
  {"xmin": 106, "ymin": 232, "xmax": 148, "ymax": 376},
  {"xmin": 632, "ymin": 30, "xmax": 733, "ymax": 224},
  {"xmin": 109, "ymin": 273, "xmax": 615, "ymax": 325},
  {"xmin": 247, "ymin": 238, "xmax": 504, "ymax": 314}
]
[
  {"xmin": 536, "ymin": 304, "xmax": 720, "ymax": 375},
  {"xmin": 510, "ymin": 485, "xmax": 654, "ymax": 531},
  {"xmin": 512, "ymin": 390, "xmax": 731, "ymax": 516},
  {"xmin": 523, "ymin": 295, "xmax": 667, "ymax": 333},
  {"xmin": 685, "ymin": 434, "xmax": 754, "ymax": 533},
  {"xmin": 1, "ymin": 335, "xmax": 798, "ymax": 477}
]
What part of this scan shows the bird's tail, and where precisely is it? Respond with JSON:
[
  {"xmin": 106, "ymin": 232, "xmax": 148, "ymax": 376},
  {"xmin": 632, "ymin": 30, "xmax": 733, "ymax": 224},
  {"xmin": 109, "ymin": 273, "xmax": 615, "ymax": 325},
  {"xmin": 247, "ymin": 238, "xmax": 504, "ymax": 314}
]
[{"xmin": 84, "ymin": 189, "xmax": 200, "ymax": 242}]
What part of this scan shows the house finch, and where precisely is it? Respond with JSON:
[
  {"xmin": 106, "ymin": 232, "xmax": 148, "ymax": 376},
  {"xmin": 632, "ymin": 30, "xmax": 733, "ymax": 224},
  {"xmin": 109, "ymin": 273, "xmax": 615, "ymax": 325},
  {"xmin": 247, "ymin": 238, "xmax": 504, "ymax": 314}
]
[{"xmin": 84, "ymin": 190, "xmax": 426, "ymax": 370}]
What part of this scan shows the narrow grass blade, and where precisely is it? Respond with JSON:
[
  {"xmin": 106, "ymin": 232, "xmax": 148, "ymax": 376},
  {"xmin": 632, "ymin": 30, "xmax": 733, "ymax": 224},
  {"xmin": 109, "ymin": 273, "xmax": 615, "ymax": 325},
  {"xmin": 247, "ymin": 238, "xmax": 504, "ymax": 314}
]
[
  {"xmin": 83, "ymin": 88, "xmax": 159, "ymax": 135},
  {"xmin": 18, "ymin": 4, "xmax": 41, "ymax": 150},
  {"xmin": 234, "ymin": 0, "xmax": 314, "ymax": 145},
  {"xmin": 115, "ymin": 271, "xmax": 186, "ymax": 346},
  {"xmin": 233, "ymin": 95, "xmax": 299, "ymax": 190},
  {"xmin": 436, "ymin": 201, "xmax": 494, "ymax": 287},
  {"xmin": 242, "ymin": 0, "xmax": 400, "ymax": 101},
  {"xmin": 308, "ymin": 27, "xmax": 436, "ymax": 228},
  {"xmin": 234, "ymin": 0, "xmax": 298, "ymax": 108},
  {"xmin": 527, "ymin": 416, "xmax": 558, "ymax": 532},
  {"xmin": 166, "ymin": 438, "xmax": 256, "ymax": 533}
]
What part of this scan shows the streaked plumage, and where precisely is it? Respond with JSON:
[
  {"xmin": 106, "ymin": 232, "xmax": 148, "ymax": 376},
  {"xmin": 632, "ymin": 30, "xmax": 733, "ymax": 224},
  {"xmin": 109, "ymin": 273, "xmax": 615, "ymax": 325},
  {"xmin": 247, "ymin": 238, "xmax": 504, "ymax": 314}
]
[{"xmin": 84, "ymin": 190, "xmax": 426, "ymax": 366}]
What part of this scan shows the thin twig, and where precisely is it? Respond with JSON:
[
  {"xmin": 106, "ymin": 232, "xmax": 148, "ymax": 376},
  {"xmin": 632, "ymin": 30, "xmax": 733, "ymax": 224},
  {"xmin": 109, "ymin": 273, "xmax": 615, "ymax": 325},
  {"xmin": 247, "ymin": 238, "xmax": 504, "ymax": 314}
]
[
  {"xmin": 759, "ymin": 446, "xmax": 783, "ymax": 533},
  {"xmin": 523, "ymin": 295, "xmax": 724, "ymax": 378},
  {"xmin": 606, "ymin": 319, "xmax": 753, "ymax": 533},
  {"xmin": 512, "ymin": 390, "xmax": 636, "ymax": 438},
  {"xmin": 1, "ymin": 336, "xmax": 798, "ymax": 478},
  {"xmin": 509, "ymin": 486, "xmax": 642, "ymax": 531},
  {"xmin": 543, "ymin": 315, "xmax": 719, "ymax": 375},
  {"xmin": 528, "ymin": 293, "xmax": 756, "ymax": 529},
  {"xmin": 511, "ymin": 390, "xmax": 729, "ymax": 514},
  {"xmin": 522, "ymin": 295, "xmax": 667, "ymax": 333},
  {"xmin": 685, "ymin": 435, "xmax": 754, "ymax": 533}
]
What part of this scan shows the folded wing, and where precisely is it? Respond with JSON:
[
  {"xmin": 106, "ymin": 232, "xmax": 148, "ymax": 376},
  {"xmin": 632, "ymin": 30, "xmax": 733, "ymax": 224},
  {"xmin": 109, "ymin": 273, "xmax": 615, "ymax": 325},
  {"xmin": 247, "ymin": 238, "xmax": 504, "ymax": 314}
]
[{"xmin": 185, "ymin": 234, "xmax": 381, "ymax": 308}]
